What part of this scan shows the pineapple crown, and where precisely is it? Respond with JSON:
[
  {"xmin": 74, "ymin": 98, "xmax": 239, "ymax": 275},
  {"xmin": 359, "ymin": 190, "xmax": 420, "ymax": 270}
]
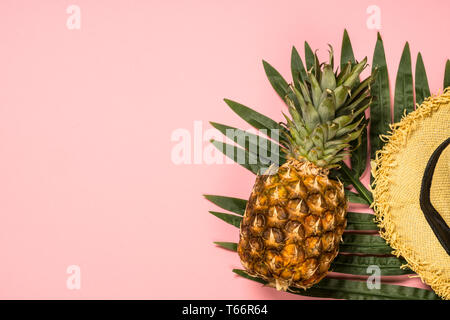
[{"xmin": 283, "ymin": 46, "xmax": 378, "ymax": 169}]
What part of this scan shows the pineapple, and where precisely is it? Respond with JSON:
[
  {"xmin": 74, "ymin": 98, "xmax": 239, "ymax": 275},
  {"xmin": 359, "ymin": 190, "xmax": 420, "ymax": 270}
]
[{"xmin": 237, "ymin": 48, "xmax": 376, "ymax": 291}]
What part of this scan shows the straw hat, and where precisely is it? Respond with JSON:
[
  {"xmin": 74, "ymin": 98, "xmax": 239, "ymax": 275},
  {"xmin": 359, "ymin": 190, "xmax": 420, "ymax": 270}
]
[{"xmin": 371, "ymin": 88, "xmax": 450, "ymax": 300}]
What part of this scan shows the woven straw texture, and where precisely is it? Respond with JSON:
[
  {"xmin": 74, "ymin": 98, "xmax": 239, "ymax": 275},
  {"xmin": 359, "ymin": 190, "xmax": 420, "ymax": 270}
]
[{"xmin": 372, "ymin": 89, "xmax": 450, "ymax": 300}]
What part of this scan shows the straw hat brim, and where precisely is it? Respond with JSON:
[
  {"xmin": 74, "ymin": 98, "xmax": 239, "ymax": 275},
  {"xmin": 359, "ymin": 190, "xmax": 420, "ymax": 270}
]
[{"xmin": 372, "ymin": 89, "xmax": 450, "ymax": 300}]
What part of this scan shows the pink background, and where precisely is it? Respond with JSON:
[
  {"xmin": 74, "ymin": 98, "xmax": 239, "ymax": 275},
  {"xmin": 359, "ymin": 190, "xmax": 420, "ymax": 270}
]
[{"xmin": 0, "ymin": 0, "xmax": 449, "ymax": 299}]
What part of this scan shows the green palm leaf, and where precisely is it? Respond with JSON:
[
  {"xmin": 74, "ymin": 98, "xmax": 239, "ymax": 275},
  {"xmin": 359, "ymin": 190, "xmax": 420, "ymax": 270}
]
[
  {"xmin": 415, "ymin": 53, "xmax": 431, "ymax": 105},
  {"xmin": 444, "ymin": 59, "xmax": 450, "ymax": 89},
  {"xmin": 345, "ymin": 189, "xmax": 370, "ymax": 205},
  {"xmin": 263, "ymin": 60, "xmax": 298, "ymax": 110},
  {"xmin": 340, "ymin": 29, "xmax": 366, "ymax": 178},
  {"xmin": 232, "ymin": 269, "xmax": 439, "ymax": 300},
  {"xmin": 370, "ymin": 33, "xmax": 391, "ymax": 163},
  {"xmin": 331, "ymin": 255, "xmax": 414, "ymax": 276},
  {"xmin": 210, "ymin": 139, "xmax": 268, "ymax": 175},
  {"xmin": 223, "ymin": 99, "xmax": 288, "ymax": 146},
  {"xmin": 203, "ymin": 195, "xmax": 247, "ymax": 215},
  {"xmin": 393, "ymin": 42, "xmax": 414, "ymax": 122},
  {"xmin": 214, "ymin": 242, "xmax": 238, "ymax": 251},
  {"xmin": 340, "ymin": 234, "xmax": 392, "ymax": 255},
  {"xmin": 215, "ymin": 241, "xmax": 238, "ymax": 251},
  {"xmin": 328, "ymin": 170, "xmax": 351, "ymax": 187},
  {"xmin": 210, "ymin": 122, "xmax": 286, "ymax": 165},
  {"xmin": 346, "ymin": 212, "xmax": 378, "ymax": 230},
  {"xmin": 209, "ymin": 211, "xmax": 242, "ymax": 228},
  {"xmin": 349, "ymin": 125, "xmax": 368, "ymax": 178},
  {"xmin": 341, "ymin": 164, "xmax": 373, "ymax": 204}
]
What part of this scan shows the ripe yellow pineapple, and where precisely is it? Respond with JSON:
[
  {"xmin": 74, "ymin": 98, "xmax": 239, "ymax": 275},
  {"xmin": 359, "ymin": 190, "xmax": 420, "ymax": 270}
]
[{"xmin": 237, "ymin": 48, "xmax": 376, "ymax": 291}]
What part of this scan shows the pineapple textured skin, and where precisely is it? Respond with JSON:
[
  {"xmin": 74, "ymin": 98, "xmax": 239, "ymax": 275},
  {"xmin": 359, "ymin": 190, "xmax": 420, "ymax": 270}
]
[{"xmin": 237, "ymin": 158, "xmax": 347, "ymax": 290}]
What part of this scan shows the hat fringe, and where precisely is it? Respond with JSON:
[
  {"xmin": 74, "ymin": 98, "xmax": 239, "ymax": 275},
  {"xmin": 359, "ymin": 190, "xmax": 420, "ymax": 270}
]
[{"xmin": 371, "ymin": 87, "xmax": 450, "ymax": 300}]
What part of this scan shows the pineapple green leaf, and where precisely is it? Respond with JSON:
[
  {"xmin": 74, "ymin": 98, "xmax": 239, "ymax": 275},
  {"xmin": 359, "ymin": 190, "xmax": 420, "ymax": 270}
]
[
  {"xmin": 415, "ymin": 53, "xmax": 431, "ymax": 105},
  {"xmin": 348, "ymin": 75, "xmax": 375, "ymax": 104},
  {"xmin": 346, "ymin": 212, "xmax": 378, "ymax": 231},
  {"xmin": 263, "ymin": 60, "xmax": 298, "ymax": 110},
  {"xmin": 313, "ymin": 52, "xmax": 321, "ymax": 81},
  {"xmin": 340, "ymin": 30, "xmax": 357, "ymax": 72},
  {"xmin": 331, "ymin": 255, "xmax": 414, "ymax": 276},
  {"xmin": 304, "ymin": 41, "xmax": 315, "ymax": 71},
  {"xmin": 393, "ymin": 42, "xmax": 414, "ymax": 122},
  {"xmin": 341, "ymin": 163, "xmax": 373, "ymax": 204},
  {"xmin": 308, "ymin": 71, "xmax": 323, "ymax": 107},
  {"xmin": 340, "ymin": 234, "xmax": 392, "ymax": 255},
  {"xmin": 210, "ymin": 140, "xmax": 268, "ymax": 175},
  {"xmin": 370, "ymin": 33, "xmax": 391, "ymax": 163},
  {"xmin": 444, "ymin": 59, "xmax": 450, "ymax": 89},
  {"xmin": 345, "ymin": 189, "xmax": 370, "ymax": 205},
  {"xmin": 203, "ymin": 195, "xmax": 247, "ymax": 215},
  {"xmin": 210, "ymin": 122, "xmax": 287, "ymax": 165},
  {"xmin": 214, "ymin": 242, "xmax": 238, "ymax": 251},
  {"xmin": 328, "ymin": 44, "xmax": 334, "ymax": 69},
  {"xmin": 343, "ymin": 57, "xmax": 367, "ymax": 89},
  {"xmin": 209, "ymin": 211, "xmax": 242, "ymax": 228},
  {"xmin": 233, "ymin": 269, "xmax": 440, "ymax": 300},
  {"xmin": 291, "ymin": 46, "xmax": 307, "ymax": 88}
]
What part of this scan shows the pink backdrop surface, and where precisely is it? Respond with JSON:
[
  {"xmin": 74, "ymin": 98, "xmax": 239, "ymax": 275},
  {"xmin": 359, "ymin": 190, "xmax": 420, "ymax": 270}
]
[{"xmin": 0, "ymin": 0, "xmax": 449, "ymax": 299}]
